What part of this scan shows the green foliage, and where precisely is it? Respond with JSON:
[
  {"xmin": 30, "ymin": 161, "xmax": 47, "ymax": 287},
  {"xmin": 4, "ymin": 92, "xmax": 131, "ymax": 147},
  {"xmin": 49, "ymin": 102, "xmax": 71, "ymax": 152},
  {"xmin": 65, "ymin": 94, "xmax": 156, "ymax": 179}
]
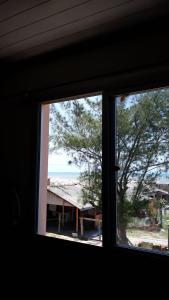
[
  {"xmin": 117, "ymin": 198, "xmax": 135, "ymax": 227},
  {"xmin": 132, "ymin": 199, "xmax": 149, "ymax": 218},
  {"xmin": 80, "ymin": 169, "xmax": 102, "ymax": 209},
  {"xmin": 163, "ymin": 215, "xmax": 169, "ymax": 230}
]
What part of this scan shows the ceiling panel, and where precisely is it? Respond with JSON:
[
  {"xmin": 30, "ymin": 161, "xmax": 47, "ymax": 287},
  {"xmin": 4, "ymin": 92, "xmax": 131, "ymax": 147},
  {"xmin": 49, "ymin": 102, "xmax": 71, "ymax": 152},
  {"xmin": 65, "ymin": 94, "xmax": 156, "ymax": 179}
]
[
  {"xmin": 0, "ymin": 1, "xmax": 138, "ymax": 49},
  {"xmin": 0, "ymin": 0, "xmax": 168, "ymax": 60},
  {"xmin": 0, "ymin": 0, "xmax": 90, "ymax": 35},
  {"xmin": 0, "ymin": 0, "xmax": 49, "ymax": 21}
]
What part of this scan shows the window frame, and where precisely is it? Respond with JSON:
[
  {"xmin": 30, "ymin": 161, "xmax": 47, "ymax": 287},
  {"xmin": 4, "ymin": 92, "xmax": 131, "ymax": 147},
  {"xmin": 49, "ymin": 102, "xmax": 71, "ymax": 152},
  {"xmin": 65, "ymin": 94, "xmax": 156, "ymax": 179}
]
[{"xmin": 34, "ymin": 78, "xmax": 169, "ymax": 259}]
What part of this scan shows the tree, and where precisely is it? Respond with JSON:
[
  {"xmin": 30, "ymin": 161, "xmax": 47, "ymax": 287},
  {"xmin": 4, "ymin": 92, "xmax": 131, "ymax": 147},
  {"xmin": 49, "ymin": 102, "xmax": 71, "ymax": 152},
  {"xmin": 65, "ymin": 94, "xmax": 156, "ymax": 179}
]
[
  {"xmin": 49, "ymin": 97, "xmax": 102, "ymax": 209},
  {"xmin": 50, "ymin": 90, "xmax": 169, "ymax": 244},
  {"xmin": 117, "ymin": 90, "xmax": 169, "ymax": 243}
]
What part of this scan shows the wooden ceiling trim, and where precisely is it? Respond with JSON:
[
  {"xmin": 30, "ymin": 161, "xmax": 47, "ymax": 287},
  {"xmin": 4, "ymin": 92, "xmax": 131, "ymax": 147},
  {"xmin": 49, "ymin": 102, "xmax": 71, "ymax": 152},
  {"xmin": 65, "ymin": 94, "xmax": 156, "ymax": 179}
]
[{"xmin": 0, "ymin": 0, "xmax": 50, "ymax": 23}]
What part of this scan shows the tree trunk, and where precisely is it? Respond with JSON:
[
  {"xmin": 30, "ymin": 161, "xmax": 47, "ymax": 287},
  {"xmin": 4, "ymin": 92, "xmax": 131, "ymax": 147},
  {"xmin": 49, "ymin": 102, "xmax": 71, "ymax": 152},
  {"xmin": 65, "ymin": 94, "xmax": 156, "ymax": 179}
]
[
  {"xmin": 118, "ymin": 226, "xmax": 128, "ymax": 244},
  {"xmin": 117, "ymin": 223, "xmax": 131, "ymax": 245},
  {"xmin": 160, "ymin": 208, "xmax": 163, "ymax": 229},
  {"xmin": 117, "ymin": 191, "xmax": 133, "ymax": 245}
]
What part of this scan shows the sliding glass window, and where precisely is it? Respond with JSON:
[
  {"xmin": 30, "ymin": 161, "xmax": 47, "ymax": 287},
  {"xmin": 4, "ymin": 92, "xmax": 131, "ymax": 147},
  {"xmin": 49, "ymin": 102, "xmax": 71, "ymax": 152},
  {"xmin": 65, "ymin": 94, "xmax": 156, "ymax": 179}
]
[
  {"xmin": 116, "ymin": 87, "xmax": 169, "ymax": 254},
  {"xmin": 38, "ymin": 93, "xmax": 102, "ymax": 247}
]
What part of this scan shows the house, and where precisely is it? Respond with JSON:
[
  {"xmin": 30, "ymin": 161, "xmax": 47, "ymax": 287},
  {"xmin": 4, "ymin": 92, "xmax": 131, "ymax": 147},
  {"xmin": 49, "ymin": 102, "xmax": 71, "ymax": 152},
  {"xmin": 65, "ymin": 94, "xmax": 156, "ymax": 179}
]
[
  {"xmin": 156, "ymin": 181, "xmax": 169, "ymax": 193},
  {"xmin": 47, "ymin": 184, "xmax": 95, "ymax": 234},
  {"xmin": 150, "ymin": 188, "xmax": 169, "ymax": 203}
]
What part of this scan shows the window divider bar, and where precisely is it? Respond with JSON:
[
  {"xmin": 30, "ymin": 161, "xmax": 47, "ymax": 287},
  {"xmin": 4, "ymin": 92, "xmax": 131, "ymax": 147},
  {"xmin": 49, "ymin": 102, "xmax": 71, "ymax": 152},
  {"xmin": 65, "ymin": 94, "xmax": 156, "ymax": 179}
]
[{"xmin": 102, "ymin": 92, "xmax": 117, "ymax": 248}]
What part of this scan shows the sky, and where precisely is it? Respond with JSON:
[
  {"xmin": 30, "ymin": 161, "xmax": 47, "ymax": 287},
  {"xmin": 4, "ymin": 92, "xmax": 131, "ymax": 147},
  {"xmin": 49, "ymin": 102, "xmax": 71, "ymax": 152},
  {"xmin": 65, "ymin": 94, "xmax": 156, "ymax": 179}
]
[{"xmin": 48, "ymin": 152, "xmax": 82, "ymax": 173}]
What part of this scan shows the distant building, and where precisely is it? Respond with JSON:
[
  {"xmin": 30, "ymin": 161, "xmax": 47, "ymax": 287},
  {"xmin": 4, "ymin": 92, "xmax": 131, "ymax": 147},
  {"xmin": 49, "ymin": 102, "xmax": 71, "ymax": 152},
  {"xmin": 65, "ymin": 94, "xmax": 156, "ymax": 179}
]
[
  {"xmin": 156, "ymin": 182, "xmax": 169, "ymax": 193},
  {"xmin": 47, "ymin": 184, "xmax": 96, "ymax": 234},
  {"xmin": 150, "ymin": 187, "xmax": 169, "ymax": 204}
]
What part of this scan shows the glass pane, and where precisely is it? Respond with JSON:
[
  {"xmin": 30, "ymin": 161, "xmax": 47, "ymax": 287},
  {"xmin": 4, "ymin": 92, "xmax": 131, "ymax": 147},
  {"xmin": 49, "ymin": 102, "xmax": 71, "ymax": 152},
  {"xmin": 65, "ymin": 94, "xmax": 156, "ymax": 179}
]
[
  {"xmin": 116, "ymin": 88, "xmax": 169, "ymax": 254},
  {"xmin": 41, "ymin": 94, "xmax": 102, "ymax": 246}
]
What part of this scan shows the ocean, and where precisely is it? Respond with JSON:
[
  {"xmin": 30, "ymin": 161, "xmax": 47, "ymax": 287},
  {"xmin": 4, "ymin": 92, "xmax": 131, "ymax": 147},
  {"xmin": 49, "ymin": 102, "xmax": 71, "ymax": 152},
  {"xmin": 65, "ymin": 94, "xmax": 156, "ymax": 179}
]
[
  {"xmin": 48, "ymin": 172, "xmax": 80, "ymax": 179},
  {"xmin": 48, "ymin": 171, "xmax": 169, "ymax": 183}
]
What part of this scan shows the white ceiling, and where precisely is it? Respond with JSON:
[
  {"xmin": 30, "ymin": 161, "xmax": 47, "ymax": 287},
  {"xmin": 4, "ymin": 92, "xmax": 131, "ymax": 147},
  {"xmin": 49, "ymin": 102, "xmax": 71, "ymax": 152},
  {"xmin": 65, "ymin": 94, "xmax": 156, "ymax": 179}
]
[{"xmin": 0, "ymin": 0, "xmax": 168, "ymax": 60}]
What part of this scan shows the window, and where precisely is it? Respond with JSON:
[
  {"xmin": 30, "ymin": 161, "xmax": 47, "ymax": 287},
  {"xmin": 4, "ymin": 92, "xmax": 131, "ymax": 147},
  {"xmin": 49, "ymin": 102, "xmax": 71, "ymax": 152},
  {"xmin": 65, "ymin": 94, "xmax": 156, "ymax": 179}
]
[
  {"xmin": 38, "ymin": 93, "xmax": 102, "ymax": 246},
  {"xmin": 38, "ymin": 87, "xmax": 169, "ymax": 255},
  {"xmin": 116, "ymin": 87, "xmax": 169, "ymax": 254}
]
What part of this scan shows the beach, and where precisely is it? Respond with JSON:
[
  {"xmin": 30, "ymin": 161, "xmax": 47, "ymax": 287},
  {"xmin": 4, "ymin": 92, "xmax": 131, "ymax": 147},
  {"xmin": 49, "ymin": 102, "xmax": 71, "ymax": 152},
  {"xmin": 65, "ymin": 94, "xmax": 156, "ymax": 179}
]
[{"xmin": 48, "ymin": 172, "xmax": 80, "ymax": 186}]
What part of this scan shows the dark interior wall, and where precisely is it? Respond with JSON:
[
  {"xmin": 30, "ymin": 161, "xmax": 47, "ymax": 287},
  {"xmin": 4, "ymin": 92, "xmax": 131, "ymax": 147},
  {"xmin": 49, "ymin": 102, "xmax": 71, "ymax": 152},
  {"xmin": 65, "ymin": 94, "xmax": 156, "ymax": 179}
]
[
  {"xmin": 0, "ymin": 17, "xmax": 169, "ymax": 266},
  {"xmin": 1, "ymin": 18, "xmax": 169, "ymax": 99},
  {"xmin": 0, "ymin": 98, "xmax": 38, "ymax": 236}
]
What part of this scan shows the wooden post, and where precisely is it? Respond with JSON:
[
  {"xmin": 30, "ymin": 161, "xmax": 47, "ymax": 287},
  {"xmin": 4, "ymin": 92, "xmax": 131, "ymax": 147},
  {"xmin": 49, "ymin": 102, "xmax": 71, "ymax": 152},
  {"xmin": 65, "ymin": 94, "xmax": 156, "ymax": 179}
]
[
  {"xmin": 76, "ymin": 208, "xmax": 79, "ymax": 233},
  {"xmin": 98, "ymin": 220, "xmax": 101, "ymax": 241},
  {"xmin": 80, "ymin": 217, "xmax": 84, "ymax": 237},
  {"xmin": 58, "ymin": 213, "xmax": 61, "ymax": 233},
  {"xmin": 71, "ymin": 207, "xmax": 74, "ymax": 223},
  {"xmin": 62, "ymin": 200, "xmax": 65, "ymax": 227},
  {"xmin": 168, "ymin": 225, "xmax": 169, "ymax": 251}
]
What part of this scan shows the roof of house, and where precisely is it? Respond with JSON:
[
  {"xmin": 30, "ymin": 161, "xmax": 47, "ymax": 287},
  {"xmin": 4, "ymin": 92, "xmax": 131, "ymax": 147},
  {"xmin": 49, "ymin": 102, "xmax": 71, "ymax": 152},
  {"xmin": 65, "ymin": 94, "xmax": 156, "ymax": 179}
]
[
  {"xmin": 47, "ymin": 184, "xmax": 93, "ymax": 211},
  {"xmin": 150, "ymin": 188, "xmax": 169, "ymax": 195}
]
